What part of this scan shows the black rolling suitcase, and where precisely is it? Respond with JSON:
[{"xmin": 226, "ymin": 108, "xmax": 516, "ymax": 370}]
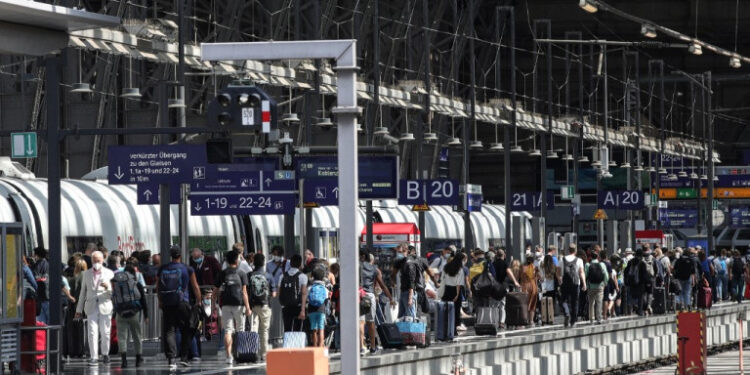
[
  {"xmin": 377, "ymin": 323, "xmax": 404, "ymax": 349},
  {"xmin": 652, "ymin": 286, "xmax": 667, "ymax": 314},
  {"xmin": 474, "ymin": 306, "xmax": 499, "ymax": 335},
  {"xmin": 505, "ymin": 292, "xmax": 530, "ymax": 327}
]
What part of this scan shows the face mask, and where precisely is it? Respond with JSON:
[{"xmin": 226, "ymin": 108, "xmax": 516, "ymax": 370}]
[
  {"xmin": 272, "ymin": 256, "xmax": 282, "ymax": 262},
  {"xmin": 202, "ymin": 299, "xmax": 211, "ymax": 306},
  {"xmin": 93, "ymin": 263, "xmax": 102, "ymax": 271},
  {"xmin": 194, "ymin": 257, "xmax": 203, "ymax": 264},
  {"xmin": 443, "ymin": 253, "xmax": 450, "ymax": 259},
  {"xmin": 395, "ymin": 253, "xmax": 405, "ymax": 260}
]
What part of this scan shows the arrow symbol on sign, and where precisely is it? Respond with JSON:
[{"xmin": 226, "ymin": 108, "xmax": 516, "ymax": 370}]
[
  {"xmin": 194, "ymin": 203, "xmax": 202, "ymax": 212},
  {"xmin": 265, "ymin": 178, "xmax": 272, "ymax": 187},
  {"xmin": 25, "ymin": 136, "xmax": 33, "ymax": 155},
  {"xmin": 332, "ymin": 187, "xmax": 339, "ymax": 199},
  {"xmin": 143, "ymin": 189, "xmax": 152, "ymax": 200},
  {"xmin": 114, "ymin": 166, "xmax": 124, "ymax": 180}
]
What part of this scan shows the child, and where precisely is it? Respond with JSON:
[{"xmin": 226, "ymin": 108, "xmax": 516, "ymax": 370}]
[{"xmin": 307, "ymin": 266, "xmax": 330, "ymax": 347}]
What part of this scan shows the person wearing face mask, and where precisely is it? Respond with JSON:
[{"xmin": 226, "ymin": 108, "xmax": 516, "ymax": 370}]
[
  {"xmin": 112, "ymin": 258, "xmax": 149, "ymax": 368},
  {"xmin": 190, "ymin": 248, "xmax": 222, "ymax": 287},
  {"xmin": 75, "ymin": 251, "xmax": 116, "ymax": 366},
  {"xmin": 429, "ymin": 246, "xmax": 454, "ymax": 281},
  {"xmin": 31, "ymin": 247, "xmax": 50, "ymax": 323}
]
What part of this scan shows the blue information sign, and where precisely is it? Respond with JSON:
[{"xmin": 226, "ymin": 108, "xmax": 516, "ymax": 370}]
[
  {"xmin": 191, "ymin": 169, "xmax": 295, "ymax": 192},
  {"xmin": 658, "ymin": 209, "xmax": 698, "ymax": 228},
  {"xmin": 137, "ymin": 183, "xmax": 181, "ymax": 205},
  {"xmin": 597, "ymin": 191, "xmax": 645, "ymax": 210},
  {"xmin": 296, "ymin": 156, "xmax": 398, "ymax": 199},
  {"xmin": 730, "ymin": 207, "xmax": 750, "ymax": 228},
  {"xmin": 190, "ymin": 193, "xmax": 296, "ymax": 215},
  {"xmin": 302, "ymin": 178, "xmax": 339, "ymax": 206},
  {"xmin": 510, "ymin": 191, "xmax": 555, "ymax": 211},
  {"xmin": 465, "ymin": 193, "xmax": 482, "ymax": 212},
  {"xmin": 398, "ymin": 179, "xmax": 459, "ymax": 206},
  {"xmin": 108, "ymin": 144, "xmax": 208, "ymax": 185}
]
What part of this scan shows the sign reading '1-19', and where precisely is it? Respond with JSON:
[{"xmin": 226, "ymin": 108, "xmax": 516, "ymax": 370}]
[{"xmin": 597, "ymin": 190, "xmax": 644, "ymax": 210}]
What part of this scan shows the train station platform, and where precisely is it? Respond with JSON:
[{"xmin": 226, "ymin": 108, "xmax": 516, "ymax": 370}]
[{"xmin": 58, "ymin": 301, "xmax": 750, "ymax": 375}]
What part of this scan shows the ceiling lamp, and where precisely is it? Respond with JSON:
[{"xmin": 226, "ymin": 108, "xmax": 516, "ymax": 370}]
[
  {"xmin": 609, "ymin": 160, "xmax": 618, "ymax": 167},
  {"xmin": 633, "ymin": 165, "xmax": 644, "ymax": 172},
  {"xmin": 528, "ymin": 148, "xmax": 542, "ymax": 157},
  {"xmin": 647, "ymin": 166, "xmax": 657, "ymax": 173},
  {"xmin": 688, "ymin": 42, "xmax": 703, "ymax": 56},
  {"xmin": 423, "ymin": 132, "xmax": 438, "ymax": 142},
  {"xmin": 658, "ymin": 167, "xmax": 668, "ymax": 175},
  {"xmin": 601, "ymin": 171, "xmax": 613, "ymax": 178},
  {"xmin": 510, "ymin": 145, "xmax": 525, "ymax": 153},
  {"xmin": 713, "ymin": 175, "xmax": 719, "ymax": 182},
  {"xmin": 447, "ymin": 137, "xmax": 462, "ymax": 146},
  {"xmin": 578, "ymin": 155, "xmax": 590, "ymax": 163},
  {"xmin": 591, "ymin": 160, "xmax": 602, "ymax": 168},
  {"xmin": 489, "ymin": 143, "xmax": 504, "ymax": 151},
  {"xmin": 357, "ymin": 124, "xmax": 364, "ymax": 133},
  {"xmin": 281, "ymin": 113, "xmax": 300, "ymax": 123},
  {"xmin": 730, "ymin": 56, "xmax": 742, "ymax": 69},
  {"xmin": 677, "ymin": 170, "xmax": 688, "ymax": 178},
  {"xmin": 690, "ymin": 172, "xmax": 699, "ymax": 179},
  {"xmin": 374, "ymin": 126, "xmax": 389, "ymax": 136},
  {"xmin": 399, "ymin": 132, "xmax": 415, "ymax": 142},
  {"xmin": 315, "ymin": 117, "xmax": 334, "ymax": 129},
  {"xmin": 120, "ymin": 87, "xmax": 141, "ymax": 99},
  {"xmin": 470, "ymin": 140, "xmax": 484, "ymax": 149},
  {"xmin": 562, "ymin": 154, "xmax": 574, "ymax": 161},
  {"xmin": 667, "ymin": 173, "xmax": 678, "ymax": 181},
  {"xmin": 621, "ymin": 162, "xmax": 631, "ymax": 169},
  {"xmin": 279, "ymin": 132, "xmax": 293, "ymax": 144},
  {"xmin": 546, "ymin": 150, "xmax": 558, "ymax": 159},
  {"xmin": 700, "ymin": 174, "xmax": 708, "ymax": 180},
  {"xmin": 578, "ymin": 0, "xmax": 598, "ymax": 13},
  {"xmin": 168, "ymin": 98, "xmax": 185, "ymax": 108},
  {"xmin": 71, "ymin": 82, "xmax": 93, "ymax": 94},
  {"xmin": 641, "ymin": 24, "xmax": 657, "ymax": 39}
]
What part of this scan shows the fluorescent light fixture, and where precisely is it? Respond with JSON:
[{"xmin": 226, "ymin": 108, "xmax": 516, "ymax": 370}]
[
  {"xmin": 579, "ymin": 0, "xmax": 598, "ymax": 13},
  {"xmin": 399, "ymin": 132, "xmax": 415, "ymax": 142},
  {"xmin": 634, "ymin": 165, "xmax": 644, "ymax": 172},
  {"xmin": 546, "ymin": 150, "xmax": 559, "ymax": 159},
  {"xmin": 730, "ymin": 56, "xmax": 742, "ymax": 68},
  {"xmin": 374, "ymin": 126, "xmax": 389, "ymax": 136},
  {"xmin": 423, "ymin": 132, "xmax": 438, "ymax": 142},
  {"xmin": 489, "ymin": 143, "xmax": 504, "ymax": 151},
  {"xmin": 469, "ymin": 140, "xmax": 484, "ymax": 149},
  {"xmin": 528, "ymin": 148, "xmax": 542, "ymax": 157},
  {"xmin": 447, "ymin": 137, "xmax": 462, "ymax": 146},
  {"xmin": 641, "ymin": 24, "xmax": 657, "ymax": 39},
  {"xmin": 688, "ymin": 42, "xmax": 703, "ymax": 56},
  {"xmin": 511, "ymin": 145, "xmax": 525, "ymax": 153},
  {"xmin": 578, "ymin": 155, "xmax": 590, "ymax": 163},
  {"xmin": 620, "ymin": 162, "xmax": 631, "ymax": 169}
]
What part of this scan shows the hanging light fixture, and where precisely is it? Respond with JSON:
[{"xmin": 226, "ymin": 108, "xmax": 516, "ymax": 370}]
[
  {"xmin": 641, "ymin": 24, "xmax": 657, "ymax": 39},
  {"xmin": 490, "ymin": 142, "xmax": 504, "ymax": 151},
  {"xmin": 688, "ymin": 42, "xmax": 703, "ymax": 55},
  {"xmin": 528, "ymin": 132, "xmax": 541, "ymax": 157},
  {"xmin": 470, "ymin": 140, "xmax": 484, "ymax": 149},
  {"xmin": 374, "ymin": 126, "xmax": 389, "ymax": 136},
  {"xmin": 677, "ymin": 170, "xmax": 688, "ymax": 178},
  {"xmin": 168, "ymin": 98, "xmax": 186, "ymax": 108},
  {"xmin": 120, "ymin": 56, "xmax": 141, "ymax": 99},
  {"xmin": 578, "ymin": 154, "xmax": 589, "ymax": 163},
  {"xmin": 730, "ymin": 56, "xmax": 742, "ymax": 69},
  {"xmin": 281, "ymin": 80, "xmax": 299, "ymax": 123},
  {"xmin": 447, "ymin": 137, "xmax": 462, "ymax": 146},
  {"xmin": 658, "ymin": 167, "xmax": 668, "ymax": 175},
  {"xmin": 424, "ymin": 132, "xmax": 438, "ymax": 142},
  {"xmin": 72, "ymin": 49, "xmax": 93, "ymax": 94},
  {"xmin": 578, "ymin": 0, "xmax": 598, "ymax": 13},
  {"xmin": 315, "ymin": 117, "xmax": 334, "ymax": 129},
  {"xmin": 511, "ymin": 145, "xmax": 524, "ymax": 153},
  {"xmin": 447, "ymin": 117, "xmax": 461, "ymax": 147},
  {"xmin": 690, "ymin": 171, "xmax": 699, "ymax": 179},
  {"xmin": 634, "ymin": 165, "xmax": 644, "ymax": 172},
  {"xmin": 399, "ymin": 109, "xmax": 414, "ymax": 142},
  {"xmin": 621, "ymin": 161, "xmax": 632, "ymax": 168},
  {"xmin": 546, "ymin": 150, "xmax": 558, "ymax": 159}
]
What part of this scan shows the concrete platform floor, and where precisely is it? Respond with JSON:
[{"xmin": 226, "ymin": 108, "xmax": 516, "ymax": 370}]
[{"xmin": 636, "ymin": 348, "xmax": 750, "ymax": 375}]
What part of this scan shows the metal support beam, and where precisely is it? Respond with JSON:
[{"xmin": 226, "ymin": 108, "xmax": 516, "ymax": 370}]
[
  {"xmin": 498, "ymin": 6, "xmax": 515, "ymax": 257},
  {"xmin": 46, "ymin": 55, "xmax": 62, "ymax": 344},
  {"xmin": 201, "ymin": 39, "xmax": 361, "ymax": 374}
]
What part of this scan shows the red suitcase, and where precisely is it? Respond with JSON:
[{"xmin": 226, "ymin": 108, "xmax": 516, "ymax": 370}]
[
  {"xmin": 697, "ymin": 278, "xmax": 712, "ymax": 309},
  {"xmin": 21, "ymin": 321, "xmax": 47, "ymax": 374}
]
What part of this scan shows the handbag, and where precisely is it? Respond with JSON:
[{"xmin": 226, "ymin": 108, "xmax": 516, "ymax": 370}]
[{"xmin": 282, "ymin": 320, "xmax": 307, "ymax": 348}]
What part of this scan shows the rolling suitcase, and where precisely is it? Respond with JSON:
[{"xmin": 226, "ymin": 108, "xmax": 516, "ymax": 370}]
[
  {"xmin": 475, "ymin": 306, "xmax": 499, "ymax": 335},
  {"xmin": 541, "ymin": 296, "xmax": 554, "ymax": 325},
  {"xmin": 67, "ymin": 318, "xmax": 86, "ymax": 358},
  {"xmin": 505, "ymin": 292, "xmax": 530, "ymax": 327},
  {"xmin": 435, "ymin": 301, "xmax": 455, "ymax": 342},
  {"xmin": 396, "ymin": 317, "xmax": 427, "ymax": 347},
  {"xmin": 377, "ymin": 323, "xmax": 404, "ymax": 349},
  {"xmin": 652, "ymin": 286, "xmax": 667, "ymax": 314},
  {"xmin": 21, "ymin": 321, "xmax": 46, "ymax": 374},
  {"xmin": 697, "ymin": 278, "xmax": 712, "ymax": 309}
]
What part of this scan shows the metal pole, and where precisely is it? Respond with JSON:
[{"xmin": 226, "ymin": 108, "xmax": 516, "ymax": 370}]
[
  {"xmin": 658, "ymin": 60, "xmax": 665, "ymax": 230},
  {"xmin": 463, "ymin": 0, "xmax": 475, "ymax": 251},
  {"xmin": 499, "ymin": 6, "xmax": 514, "ymax": 255},
  {"xmin": 366, "ymin": 0, "xmax": 380, "ymax": 252},
  {"xmin": 705, "ymin": 72, "xmax": 714, "ymax": 254},
  {"xmin": 632, "ymin": 51, "xmax": 641, "ymax": 253},
  {"xmin": 45, "ymin": 57, "xmax": 62, "ymax": 359},
  {"xmin": 544, "ymin": 19, "xmax": 552, "ymax": 249},
  {"xmin": 574, "ymin": 31, "xmax": 584, "ymax": 239},
  {"xmin": 419, "ymin": 0, "xmax": 431, "ymax": 252},
  {"xmin": 598, "ymin": 44, "xmax": 609, "ymax": 250},
  {"xmin": 177, "ymin": 0, "xmax": 189, "ymax": 259},
  {"xmin": 159, "ymin": 82, "xmax": 171, "ymax": 260}
]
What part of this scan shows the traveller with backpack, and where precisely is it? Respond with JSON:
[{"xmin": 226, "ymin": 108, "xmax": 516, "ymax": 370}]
[
  {"xmin": 278, "ymin": 254, "xmax": 308, "ymax": 332},
  {"xmin": 360, "ymin": 251, "xmax": 394, "ymax": 355},
  {"xmin": 112, "ymin": 259, "xmax": 148, "ymax": 368},
  {"xmin": 265, "ymin": 246, "xmax": 290, "ymax": 348},
  {"xmin": 32, "ymin": 247, "xmax": 50, "ymax": 324},
  {"xmin": 729, "ymin": 249, "xmax": 746, "ymax": 303},
  {"xmin": 714, "ymin": 249, "xmax": 729, "ymax": 301},
  {"xmin": 391, "ymin": 244, "xmax": 429, "ymax": 319},
  {"xmin": 307, "ymin": 266, "xmax": 330, "ymax": 348},
  {"xmin": 157, "ymin": 246, "xmax": 202, "ymax": 370},
  {"xmin": 559, "ymin": 244, "xmax": 586, "ymax": 328},
  {"xmin": 624, "ymin": 249, "xmax": 649, "ymax": 315},
  {"xmin": 673, "ymin": 248, "xmax": 697, "ymax": 309},
  {"xmin": 214, "ymin": 250, "xmax": 251, "ymax": 365},
  {"xmin": 249, "ymin": 254, "xmax": 273, "ymax": 361},
  {"xmin": 585, "ymin": 252, "xmax": 609, "ymax": 324}
]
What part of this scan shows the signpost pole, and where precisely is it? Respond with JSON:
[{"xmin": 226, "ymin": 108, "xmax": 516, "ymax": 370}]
[
  {"xmin": 705, "ymin": 72, "xmax": 714, "ymax": 255},
  {"xmin": 159, "ymin": 82, "xmax": 171, "ymax": 260}
]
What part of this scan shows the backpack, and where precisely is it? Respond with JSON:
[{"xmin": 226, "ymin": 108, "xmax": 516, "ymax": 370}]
[
  {"xmin": 717, "ymin": 258, "xmax": 727, "ymax": 276},
  {"xmin": 732, "ymin": 258, "xmax": 745, "ymax": 277},
  {"xmin": 400, "ymin": 258, "xmax": 420, "ymax": 288},
  {"xmin": 588, "ymin": 262, "xmax": 605, "ymax": 284},
  {"xmin": 674, "ymin": 257, "xmax": 694, "ymax": 281},
  {"xmin": 220, "ymin": 270, "xmax": 245, "ymax": 306},
  {"xmin": 158, "ymin": 265, "xmax": 184, "ymax": 306},
  {"xmin": 248, "ymin": 271, "xmax": 269, "ymax": 306},
  {"xmin": 469, "ymin": 261, "xmax": 486, "ymax": 283},
  {"xmin": 562, "ymin": 257, "xmax": 580, "ymax": 287},
  {"xmin": 308, "ymin": 282, "xmax": 328, "ymax": 308},
  {"xmin": 33, "ymin": 263, "xmax": 49, "ymax": 301},
  {"xmin": 112, "ymin": 271, "xmax": 141, "ymax": 315},
  {"xmin": 644, "ymin": 259, "xmax": 655, "ymax": 278},
  {"xmin": 279, "ymin": 271, "xmax": 302, "ymax": 307},
  {"xmin": 624, "ymin": 260, "xmax": 640, "ymax": 287}
]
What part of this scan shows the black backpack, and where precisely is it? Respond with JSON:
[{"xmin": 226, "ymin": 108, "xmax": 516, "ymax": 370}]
[
  {"xmin": 399, "ymin": 258, "xmax": 420, "ymax": 289},
  {"xmin": 674, "ymin": 257, "xmax": 694, "ymax": 281},
  {"xmin": 220, "ymin": 269, "xmax": 245, "ymax": 306},
  {"xmin": 624, "ymin": 260, "xmax": 640, "ymax": 286},
  {"xmin": 562, "ymin": 258, "xmax": 580, "ymax": 287},
  {"xmin": 732, "ymin": 257, "xmax": 746, "ymax": 277},
  {"xmin": 588, "ymin": 262, "xmax": 605, "ymax": 284},
  {"xmin": 248, "ymin": 271, "xmax": 269, "ymax": 306},
  {"xmin": 279, "ymin": 271, "xmax": 302, "ymax": 307}
]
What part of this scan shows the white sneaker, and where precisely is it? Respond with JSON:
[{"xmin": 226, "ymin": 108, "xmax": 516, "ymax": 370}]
[
  {"xmin": 456, "ymin": 324, "xmax": 468, "ymax": 331},
  {"xmin": 226, "ymin": 356, "xmax": 234, "ymax": 365}
]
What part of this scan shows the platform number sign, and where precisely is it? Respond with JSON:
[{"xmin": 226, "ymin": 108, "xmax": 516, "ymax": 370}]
[
  {"xmin": 510, "ymin": 191, "xmax": 555, "ymax": 211},
  {"xmin": 398, "ymin": 179, "xmax": 459, "ymax": 206},
  {"xmin": 597, "ymin": 190, "xmax": 644, "ymax": 210},
  {"xmin": 11, "ymin": 132, "xmax": 36, "ymax": 158}
]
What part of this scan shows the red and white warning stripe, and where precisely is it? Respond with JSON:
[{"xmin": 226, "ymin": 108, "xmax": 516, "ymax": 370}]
[{"xmin": 262, "ymin": 100, "xmax": 271, "ymax": 133}]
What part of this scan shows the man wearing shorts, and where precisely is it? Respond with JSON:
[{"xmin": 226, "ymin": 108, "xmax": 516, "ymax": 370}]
[
  {"xmin": 360, "ymin": 251, "xmax": 394, "ymax": 355},
  {"xmin": 214, "ymin": 250, "xmax": 251, "ymax": 365}
]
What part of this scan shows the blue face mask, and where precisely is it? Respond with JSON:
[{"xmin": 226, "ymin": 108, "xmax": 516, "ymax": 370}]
[
  {"xmin": 194, "ymin": 257, "xmax": 203, "ymax": 264},
  {"xmin": 395, "ymin": 253, "xmax": 405, "ymax": 260},
  {"xmin": 202, "ymin": 299, "xmax": 211, "ymax": 306}
]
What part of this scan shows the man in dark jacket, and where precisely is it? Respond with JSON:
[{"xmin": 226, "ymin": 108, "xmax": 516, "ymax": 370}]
[
  {"xmin": 189, "ymin": 248, "xmax": 222, "ymax": 287},
  {"xmin": 624, "ymin": 249, "xmax": 650, "ymax": 316}
]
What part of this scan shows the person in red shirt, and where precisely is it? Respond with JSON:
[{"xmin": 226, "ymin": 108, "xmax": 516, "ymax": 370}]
[{"xmin": 189, "ymin": 248, "xmax": 222, "ymax": 287}]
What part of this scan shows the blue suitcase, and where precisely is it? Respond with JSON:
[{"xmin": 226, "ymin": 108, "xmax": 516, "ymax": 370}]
[{"xmin": 435, "ymin": 301, "xmax": 455, "ymax": 342}]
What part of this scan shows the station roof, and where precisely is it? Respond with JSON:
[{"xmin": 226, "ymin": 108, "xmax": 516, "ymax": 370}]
[{"xmin": 0, "ymin": 0, "xmax": 119, "ymax": 31}]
